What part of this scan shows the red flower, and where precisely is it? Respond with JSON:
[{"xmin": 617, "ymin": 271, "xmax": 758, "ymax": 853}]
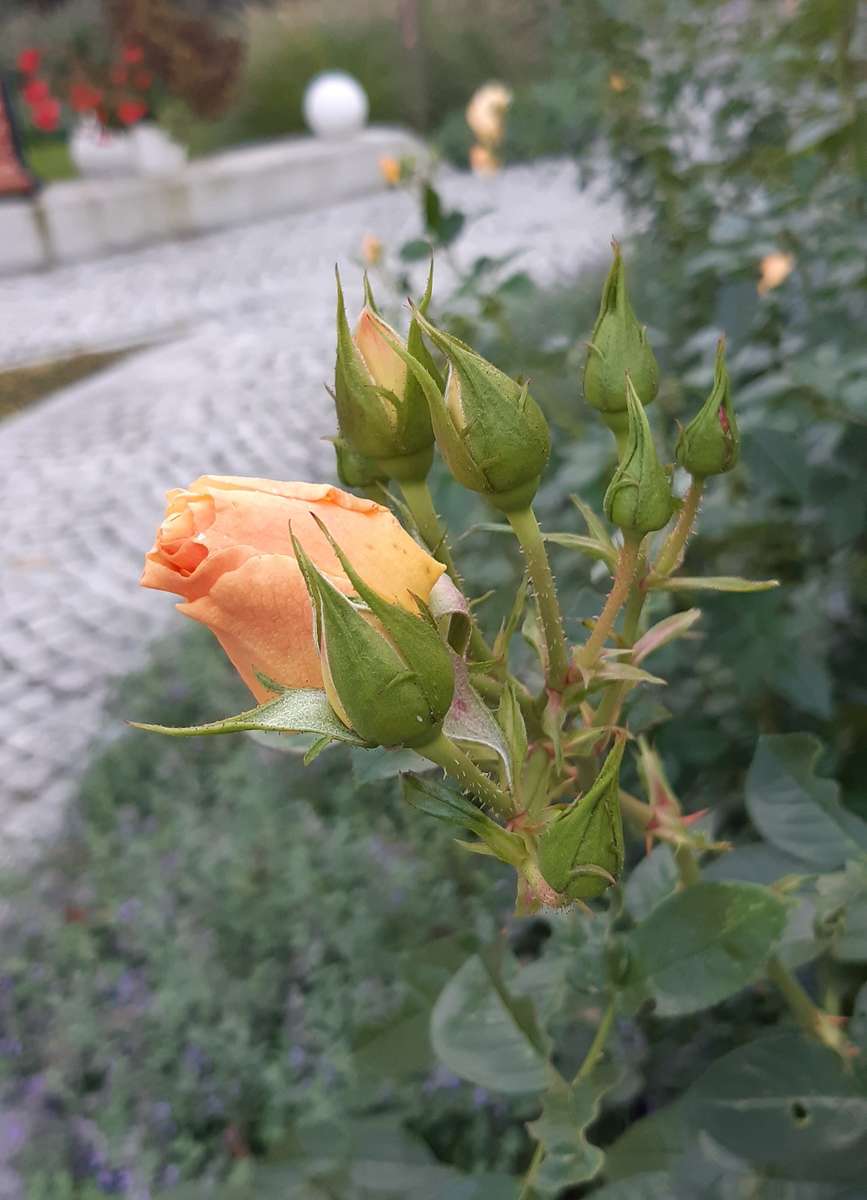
[
  {"xmin": 117, "ymin": 100, "xmax": 147, "ymax": 126},
  {"xmin": 70, "ymin": 82, "xmax": 103, "ymax": 113},
  {"xmin": 32, "ymin": 98, "xmax": 61, "ymax": 133},
  {"xmin": 17, "ymin": 48, "xmax": 40, "ymax": 75},
  {"xmin": 122, "ymin": 44, "xmax": 144, "ymax": 65},
  {"xmin": 23, "ymin": 78, "xmax": 50, "ymax": 105},
  {"xmin": 110, "ymin": 64, "xmax": 129, "ymax": 87},
  {"xmin": 133, "ymin": 69, "xmax": 154, "ymax": 90}
]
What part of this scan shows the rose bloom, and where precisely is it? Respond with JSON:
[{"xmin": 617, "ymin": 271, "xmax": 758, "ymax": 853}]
[
  {"xmin": 141, "ymin": 477, "xmax": 444, "ymax": 703},
  {"xmin": 757, "ymin": 251, "xmax": 795, "ymax": 296},
  {"xmin": 469, "ymin": 143, "xmax": 500, "ymax": 177},
  {"xmin": 379, "ymin": 155, "xmax": 401, "ymax": 186},
  {"xmin": 360, "ymin": 232, "xmax": 383, "ymax": 266},
  {"xmin": 465, "ymin": 82, "xmax": 512, "ymax": 148}
]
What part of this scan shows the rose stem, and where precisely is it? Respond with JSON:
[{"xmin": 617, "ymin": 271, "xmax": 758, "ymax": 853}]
[
  {"xmin": 653, "ymin": 475, "xmax": 704, "ymax": 577},
  {"xmin": 419, "ymin": 731, "xmax": 513, "ymax": 819},
  {"xmin": 506, "ymin": 506, "xmax": 570, "ymax": 692},
  {"xmin": 581, "ymin": 532, "xmax": 642, "ymax": 663},
  {"xmin": 398, "ymin": 477, "xmax": 492, "ymax": 661}
]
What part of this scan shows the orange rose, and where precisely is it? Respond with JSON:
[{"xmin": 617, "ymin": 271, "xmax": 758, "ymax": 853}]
[{"xmin": 141, "ymin": 476, "xmax": 444, "ymax": 703}]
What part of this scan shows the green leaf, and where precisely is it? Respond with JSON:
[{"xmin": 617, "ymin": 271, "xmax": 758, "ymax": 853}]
[
  {"xmin": 621, "ymin": 882, "xmax": 788, "ymax": 1016},
  {"xmin": 527, "ymin": 1070, "xmax": 618, "ymax": 1194},
  {"xmin": 570, "ymin": 493, "xmax": 616, "ymax": 550},
  {"xmin": 649, "ymin": 575, "xmax": 778, "ymax": 592},
  {"xmin": 430, "ymin": 949, "xmax": 552, "ymax": 1094},
  {"xmin": 704, "ymin": 844, "xmax": 821, "ymax": 969},
  {"xmin": 745, "ymin": 734, "xmax": 867, "ymax": 870},
  {"xmin": 604, "ymin": 1104, "xmax": 688, "ymax": 1181},
  {"xmin": 624, "ymin": 844, "xmax": 678, "ymax": 920},
  {"xmin": 402, "ymin": 773, "xmax": 525, "ymax": 866},
  {"xmin": 595, "ymin": 661, "xmax": 666, "ymax": 686},
  {"xmin": 131, "ymin": 688, "xmax": 367, "ymax": 745},
  {"xmin": 401, "ymin": 237, "xmax": 433, "ymax": 262},
  {"xmin": 498, "ymin": 681, "xmax": 528, "ymax": 790},
  {"xmin": 689, "ymin": 1032, "xmax": 867, "ymax": 1183},
  {"xmin": 590, "ymin": 1175, "xmax": 673, "ymax": 1200},
  {"xmin": 469, "ymin": 522, "xmax": 617, "ymax": 568},
  {"xmin": 632, "ymin": 609, "xmax": 702, "ymax": 664},
  {"xmin": 814, "ymin": 861, "xmax": 867, "ymax": 963}
]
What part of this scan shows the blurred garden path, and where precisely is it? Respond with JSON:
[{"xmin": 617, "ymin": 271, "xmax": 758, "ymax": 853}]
[{"xmin": 0, "ymin": 160, "xmax": 623, "ymax": 864}]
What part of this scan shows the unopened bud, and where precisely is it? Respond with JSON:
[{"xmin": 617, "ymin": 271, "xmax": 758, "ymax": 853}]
[
  {"xmin": 392, "ymin": 308, "xmax": 550, "ymax": 512},
  {"xmin": 333, "ymin": 269, "xmax": 439, "ymax": 483},
  {"xmin": 583, "ymin": 241, "xmax": 659, "ymax": 441},
  {"xmin": 536, "ymin": 736, "xmax": 626, "ymax": 901},
  {"xmin": 603, "ymin": 377, "xmax": 674, "ymax": 534},
  {"xmin": 292, "ymin": 518, "xmax": 454, "ymax": 748},
  {"xmin": 675, "ymin": 338, "xmax": 739, "ymax": 477}
]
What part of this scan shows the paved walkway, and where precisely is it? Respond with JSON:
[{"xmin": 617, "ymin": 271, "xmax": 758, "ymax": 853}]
[{"xmin": 0, "ymin": 160, "xmax": 623, "ymax": 863}]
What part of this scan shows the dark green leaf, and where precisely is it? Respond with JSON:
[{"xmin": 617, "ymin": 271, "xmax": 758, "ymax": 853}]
[
  {"xmin": 621, "ymin": 882, "xmax": 788, "ymax": 1016},
  {"xmin": 430, "ymin": 950, "xmax": 552, "ymax": 1094},
  {"xmin": 745, "ymin": 735, "xmax": 867, "ymax": 870},
  {"xmin": 604, "ymin": 1105, "xmax": 687, "ymax": 1181},
  {"xmin": 401, "ymin": 238, "xmax": 434, "ymax": 262},
  {"xmin": 689, "ymin": 1032, "xmax": 867, "ymax": 1183},
  {"xmin": 527, "ymin": 1068, "xmax": 618, "ymax": 1194}
]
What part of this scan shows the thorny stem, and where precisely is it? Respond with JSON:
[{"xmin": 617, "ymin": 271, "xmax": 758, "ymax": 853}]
[
  {"xmin": 581, "ymin": 533, "xmax": 642, "ymax": 663},
  {"xmin": 507, "ymin": 506, "xmax": 570, "ymax": 692},
  {"xmin": 765, "ymin": 956, "xmax": 850, "ymax": 1057},
  {"xmin": 592, "ymin": 548, "xmax": 648, "ymax": 731},
  {"xmin": 653, "ymin": 476, "xmax": 704, "ymax": 577},
  {"xmin": 419, "ymin": 731, "xmax": 513, "ymax": 820},
  {"xmin": 398, "ymin": 477, "xmax": 492, "ymax": 662},
  {"xmin": 674, "ymin": 843, "xmax": 702, "ymax": 887}
]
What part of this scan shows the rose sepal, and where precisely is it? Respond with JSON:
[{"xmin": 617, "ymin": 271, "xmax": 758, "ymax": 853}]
[
  {"xmin": 535, "ymin": 734, "xmax": 627, "ymax": 901},
  {"xmin": 291, "ymin": 517, "xmax": 454, "ymax": 748}
]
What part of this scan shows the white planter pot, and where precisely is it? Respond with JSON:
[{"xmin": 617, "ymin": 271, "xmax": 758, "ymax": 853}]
[
  {"xmin": 130, "ymin": 122, "xmax": 188, "ymax": 177},
  {"xmin": 69, "ymin": 119, "xmax": 134, "ymax": 179}
]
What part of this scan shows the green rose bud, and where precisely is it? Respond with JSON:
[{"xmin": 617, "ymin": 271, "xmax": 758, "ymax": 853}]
[
  {"xmin": 331, "ymin": 436, "xmax": 388, "ymax": 490},
  {"xmin": 291, "ymin": 517, "xmax": 454, "ymax": 748},
  {"xmin": 333, "ymin": 268, "xmax": 441, "ymax": 483},
  {"xmin": 603, "ymin": 376, "xmax": 674, "ymax": 534},
  {"xmin": 536, "ymin": 735, "xmax": 626, "ymax": 901},
  {"xmin": 675, "ymin": 337, "xmax": 740, "ymax": 477},
  {"xmin": 583, "ymin": 241, "xmax": 659, "ymax": 444},
  {"xmin": 388, "ymin": 308, "xmax": 550, "ymax": 513}
]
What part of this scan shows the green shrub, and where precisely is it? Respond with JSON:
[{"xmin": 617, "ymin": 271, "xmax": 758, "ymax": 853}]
[{"xmin": 0, "ymin": 629, "xmax": 525, "ymax": 1191}]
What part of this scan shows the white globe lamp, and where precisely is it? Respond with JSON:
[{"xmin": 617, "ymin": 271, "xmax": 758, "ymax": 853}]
[{"xmin": 303, "ymin": 72, "xmax": 369, "ymax": 139}]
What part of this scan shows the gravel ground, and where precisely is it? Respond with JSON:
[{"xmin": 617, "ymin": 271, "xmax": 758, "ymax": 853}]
[{"xmin": 0, "ymin": 158, "xmax": 623, "ymax": 864}]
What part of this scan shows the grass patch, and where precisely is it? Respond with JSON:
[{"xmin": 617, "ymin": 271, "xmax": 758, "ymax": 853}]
[{"xmin": 25, "ymin": 138, "xmax": 78, "ymax": 183}]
